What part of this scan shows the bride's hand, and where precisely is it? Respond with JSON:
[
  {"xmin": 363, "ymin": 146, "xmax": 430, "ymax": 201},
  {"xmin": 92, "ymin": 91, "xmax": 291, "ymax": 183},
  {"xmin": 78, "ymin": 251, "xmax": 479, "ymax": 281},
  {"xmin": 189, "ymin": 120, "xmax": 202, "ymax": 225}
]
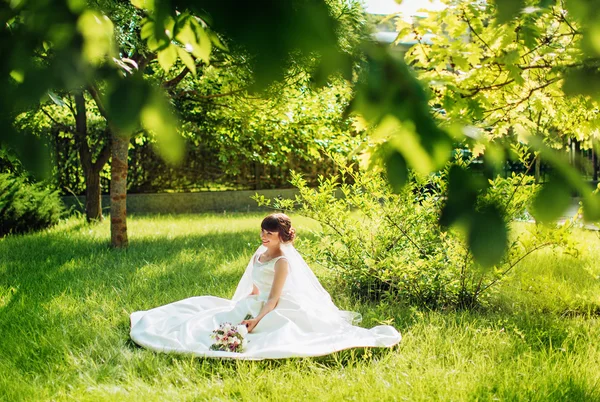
[{"xmin": 241, "ymin": 318, "xmax": 259, "ymax": 333}]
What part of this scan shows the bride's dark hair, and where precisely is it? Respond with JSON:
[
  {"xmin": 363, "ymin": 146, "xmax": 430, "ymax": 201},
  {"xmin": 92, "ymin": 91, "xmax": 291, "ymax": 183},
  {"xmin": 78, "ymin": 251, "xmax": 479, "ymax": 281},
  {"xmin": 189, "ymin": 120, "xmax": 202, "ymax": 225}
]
[{"xmin": 261, "ymin": 213, "xmax": 296, "ymax": 242}]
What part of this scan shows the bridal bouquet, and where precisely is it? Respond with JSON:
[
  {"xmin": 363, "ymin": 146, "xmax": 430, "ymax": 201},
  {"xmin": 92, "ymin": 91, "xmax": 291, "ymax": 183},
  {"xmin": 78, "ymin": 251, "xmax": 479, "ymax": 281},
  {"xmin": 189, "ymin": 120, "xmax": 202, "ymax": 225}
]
[{"xmin": 209, "ymin": 322, "xmax": 249, "ymax": 353}]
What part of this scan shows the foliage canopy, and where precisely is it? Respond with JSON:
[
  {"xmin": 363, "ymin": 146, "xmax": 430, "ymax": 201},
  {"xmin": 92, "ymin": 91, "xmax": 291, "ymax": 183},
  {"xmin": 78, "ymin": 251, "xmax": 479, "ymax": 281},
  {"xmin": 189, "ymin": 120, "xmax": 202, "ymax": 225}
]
[{"xmin": 3, "ymin": 0, "xmax": 600, "ymax": 261}]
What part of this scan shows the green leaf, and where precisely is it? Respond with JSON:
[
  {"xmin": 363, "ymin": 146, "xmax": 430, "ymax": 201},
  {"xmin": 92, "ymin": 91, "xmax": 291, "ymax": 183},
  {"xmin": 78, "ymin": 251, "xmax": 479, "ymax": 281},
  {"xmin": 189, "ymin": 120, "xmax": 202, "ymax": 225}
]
[
  {"xmin": 495, "ymin": 0, "xmax": 525, "ymax": 23},
  {"xmin": 9, "ymin": 70, "xmax": 24, "ymax": 84},
  {"xmin": 47, "ymin": 91, "xmax": 66, "ymax": 107},
  {"xmin": 527, "ymin": 136, "xmax": 592, "ymax": 199},
  {"xmin": 77, "ymin": 10, "xmax": 115, "ymax": 65},
  {"xmin": 142, "ymin": 91, "xmax": 184, "ymax": 165},
  {"xmin": 563, "ymin": 67, "xmax": 600, "ymax": 102},
  {"xmin": 582, "ymin": 193, "xmax": 600, "ymax": 222},
  {"xmin": 519, "ymin": 19, "xmax": 541, "ymax": 49},
  {"xmin": 0, "ymin": 122, "xmax": 51, "ymax": 179},
  {"xmin": 175, "ymin": 23, "xmax": 198, "ymax": 52},
  {"xmin": 176, "ymin": 46, "xmax": 196, "ymax": 76},
  {"xmin": 376, "ymin": 117, "xmax": 439, "ymax": 176},
  {"xmin": 440, "ymin": 165, "xmax": 485, "ymax": 227},
  {"xmin": 106, "ymin": 76, "xmax": 150, "ymax": 135},
  {"xmin": 506, "ymin": 64, "xmax": 524, "ymax": 86},
  {"xmin": 385, "ymin": 149, "xmax": 408, "ymax": 193},
  {"xmin": 157, "ymin": 45, "xmax": 177, "ymax": 72},
  {"xmin": 140, "ymin": 20, "xmax": 154, "ymax": 40},
  {"xmin": 208, "ymin": 30, "xmax": 228, "ymax": 51},
  {"xmin": 468, "ymin": 203, "xmax": 507, "ymax": 268},
  {"xmin": 67, "ymin": 0, "xmax": 86, "ymax": 12},
  {"xmin": 531, "ymin": 177, "xmax": 572, "ymax": 222},
  {"xmin": 163, "ymin": 16, "xmax": 175, "ymax": 39},
  {"xmin": 589, "ymin": 23, "xmax": 600, "ymax": 55},
  {"xmin": 131, "ymin": 0, "xmax": 154, "ymax": 12},
  {"xmin": 352, "ymin": 45, "xmax": 453, "ymax": 176},
  {"xmin": 194, "ymin": 25, "xmax": 212, "ymax": 63}
]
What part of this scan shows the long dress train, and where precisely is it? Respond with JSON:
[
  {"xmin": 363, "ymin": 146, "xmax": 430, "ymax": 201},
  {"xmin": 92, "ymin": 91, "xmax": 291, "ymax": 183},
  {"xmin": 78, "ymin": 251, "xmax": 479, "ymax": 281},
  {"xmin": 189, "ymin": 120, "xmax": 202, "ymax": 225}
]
[{"xmin": 130, "ymin": 246, "xmax": 401, "ymax": 360}]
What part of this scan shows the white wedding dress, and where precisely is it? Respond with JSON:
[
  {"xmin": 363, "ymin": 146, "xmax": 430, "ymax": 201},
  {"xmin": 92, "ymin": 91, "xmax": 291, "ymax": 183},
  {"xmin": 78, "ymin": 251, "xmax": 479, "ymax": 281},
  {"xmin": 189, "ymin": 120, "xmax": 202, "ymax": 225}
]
[{"xmin": 130, "ymin": 245, "xmax": 401, "ymax": 360}]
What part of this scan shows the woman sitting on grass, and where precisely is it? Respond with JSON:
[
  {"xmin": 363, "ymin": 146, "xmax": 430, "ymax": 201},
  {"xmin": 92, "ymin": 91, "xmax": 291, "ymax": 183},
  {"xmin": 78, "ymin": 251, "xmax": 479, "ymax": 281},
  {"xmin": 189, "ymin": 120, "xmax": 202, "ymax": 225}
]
[{"xmin": 130, "ymin": 213, "xmax": 401, "ymax": 359}]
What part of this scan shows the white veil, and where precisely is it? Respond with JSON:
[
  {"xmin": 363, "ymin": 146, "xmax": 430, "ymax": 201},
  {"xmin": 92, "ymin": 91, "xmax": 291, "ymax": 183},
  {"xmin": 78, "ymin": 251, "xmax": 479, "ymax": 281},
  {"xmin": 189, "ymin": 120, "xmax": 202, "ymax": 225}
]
[{"xmin": 232, "ymin": 243, "xmax": 361, "ymax": 325}]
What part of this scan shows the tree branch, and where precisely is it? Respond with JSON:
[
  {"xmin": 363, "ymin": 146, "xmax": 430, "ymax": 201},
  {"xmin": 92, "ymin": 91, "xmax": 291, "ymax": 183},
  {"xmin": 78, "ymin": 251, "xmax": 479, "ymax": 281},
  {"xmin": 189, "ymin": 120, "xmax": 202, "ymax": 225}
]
[
  {"xmin": 384, "ymin": 214, "xmax": 426, "ymax": 256},
  {"xmin": 462, "ymin": 12, "xmax": 495, "ymax": 57},
  {"xmin": 556, "ymin": 10, "xmax": 581, "ymax": 36},
  {"xmin": 64, "ymin": 93, "xmax": 77, "ymax": 122},
  {"xmin": 93, "ymin": 130, "xmax": 112, "ymax": 171},
  {"xmin": 517, "ymin": 62, "xmax": 585, "ymax": 70},
  {"xmin": 483, "ymin": 77, "xmax": 562, "ymax": 121},
  {"xmin": 162, "ymin": 67, "xmax": 190, "ymax": 89},
  {"xmin": 40, "ymin": 107, "xmax": 72, "ymax": 132},
  {"xmin": 465, "ymin": 78, "xmax": 515, "ymax": 97},
  {"xmin": 478, "ymin": 242, "xmax": 554, "ymax": 294},
  {"xmin": 87, "ymin": 84, "xmax": 122, "ymax": 139},
  {"xmin": 175, "ymin": 88, "xmax": 246, "ymax": 99},
  {"xmin": 87, "ymin": 84, "xmax": 109, "ymax": 120},
  {"xmin": 134, "ymin": 52, "xmax": 156, "ymax": 73},
  {"xmin": 503, "ymin": 150, "xmax": 537, "ymax": 213}
]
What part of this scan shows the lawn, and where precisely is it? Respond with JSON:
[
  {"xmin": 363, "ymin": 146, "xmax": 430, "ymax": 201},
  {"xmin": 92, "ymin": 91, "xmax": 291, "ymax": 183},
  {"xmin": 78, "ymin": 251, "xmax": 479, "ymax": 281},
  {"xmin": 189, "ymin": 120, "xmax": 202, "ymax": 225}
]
[{"xmin": 1, "ymin": 213, "xmax": 599, "ymax": 401}]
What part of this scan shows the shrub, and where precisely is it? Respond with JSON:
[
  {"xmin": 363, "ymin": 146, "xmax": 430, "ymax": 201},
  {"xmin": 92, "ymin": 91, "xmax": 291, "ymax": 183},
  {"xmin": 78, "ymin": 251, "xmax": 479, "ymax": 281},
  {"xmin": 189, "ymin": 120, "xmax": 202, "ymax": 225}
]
[
  {"xmin": 0, "ymin": 171, "xmax": 63, "ymax": 237},
  {"xmin": 255, "ymin": 147, "xmax": 575, "ymax": 309}
]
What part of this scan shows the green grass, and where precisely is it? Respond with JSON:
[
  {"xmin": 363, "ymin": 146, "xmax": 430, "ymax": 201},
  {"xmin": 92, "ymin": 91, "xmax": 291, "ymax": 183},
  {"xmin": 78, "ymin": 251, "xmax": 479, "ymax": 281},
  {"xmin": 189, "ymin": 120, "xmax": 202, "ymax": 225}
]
[{"xmin": 1, "ymin": 214, "xmax": 599, "ymax": 401}]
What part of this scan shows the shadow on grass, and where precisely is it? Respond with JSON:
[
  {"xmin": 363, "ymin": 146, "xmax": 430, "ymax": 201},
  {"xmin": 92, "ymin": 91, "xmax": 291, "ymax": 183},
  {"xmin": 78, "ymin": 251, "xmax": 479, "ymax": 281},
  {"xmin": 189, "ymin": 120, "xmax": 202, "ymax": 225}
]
[
  {"xmin": 0, "ymin": 225, "xmax": 259, "ymax": 378},
  {"xmin": 1, "ymin": 228, "xmax": 256, "ymax": 304},
  {"xmin": 2, "ymin": 218, "xmax": 594, "ymax": 381}
]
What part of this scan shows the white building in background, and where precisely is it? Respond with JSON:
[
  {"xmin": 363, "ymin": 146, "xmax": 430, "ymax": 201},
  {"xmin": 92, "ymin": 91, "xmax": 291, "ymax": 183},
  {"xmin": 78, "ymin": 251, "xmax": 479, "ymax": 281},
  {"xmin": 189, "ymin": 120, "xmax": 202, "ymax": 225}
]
[
  {"xmin": 364, "ymin": 0, "xmax": 446, "ymax": 50},
  {"xmin": 363, "ymin": 0, "xmax": 446, "ymax": 17}
]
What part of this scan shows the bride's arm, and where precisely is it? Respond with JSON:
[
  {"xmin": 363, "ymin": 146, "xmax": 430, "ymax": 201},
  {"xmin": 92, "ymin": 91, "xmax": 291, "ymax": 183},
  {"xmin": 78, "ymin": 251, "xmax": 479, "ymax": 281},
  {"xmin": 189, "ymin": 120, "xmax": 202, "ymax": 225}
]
[
  {"xmin": 250, "ymin": 284, "xmax": 259, "ymax": 295},
  {"xmin": 242, "ymin": 259, "xmax": 289, "ymax": 332}
]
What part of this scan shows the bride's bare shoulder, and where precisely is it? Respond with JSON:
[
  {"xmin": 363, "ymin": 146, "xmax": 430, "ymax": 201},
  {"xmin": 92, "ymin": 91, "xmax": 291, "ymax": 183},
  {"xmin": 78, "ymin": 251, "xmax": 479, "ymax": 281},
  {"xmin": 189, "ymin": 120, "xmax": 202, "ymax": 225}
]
[{"xmin": 274, "ymin": 256, "xmax": 289, "ymax": 272}]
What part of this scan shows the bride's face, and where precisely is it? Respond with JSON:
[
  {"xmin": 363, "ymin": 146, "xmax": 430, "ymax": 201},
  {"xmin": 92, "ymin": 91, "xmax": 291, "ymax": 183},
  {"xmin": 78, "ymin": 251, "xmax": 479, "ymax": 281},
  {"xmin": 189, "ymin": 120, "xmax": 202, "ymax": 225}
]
[{"xmin": 260, "ymin": 229, "xmax": 281, "ymax": 248}]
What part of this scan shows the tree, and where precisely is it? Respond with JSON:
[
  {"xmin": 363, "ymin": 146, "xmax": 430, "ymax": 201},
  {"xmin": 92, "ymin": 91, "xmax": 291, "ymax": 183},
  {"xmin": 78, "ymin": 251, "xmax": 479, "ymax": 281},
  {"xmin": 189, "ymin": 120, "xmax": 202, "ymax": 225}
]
[
  {"xmin": 171, "ymin": 67, "xmax": 363, "ymax": 187},
  {"xmin": 104, "ymin": 0, "xmax": 359, "ymax": 247},
  {"xmin": 400, "ymin": 0, "xmax": 598, "ymax": 150},
  {"xmin": 369, "ymin": 0, "xmax": 600, "ymax": 264},
  {"xmin": 14, "ymin": 90, "xmax": 111, "ymax": 222},
  {"xmin": 3, "ymin": 0, "xmax": 600, "ymax": 264}
]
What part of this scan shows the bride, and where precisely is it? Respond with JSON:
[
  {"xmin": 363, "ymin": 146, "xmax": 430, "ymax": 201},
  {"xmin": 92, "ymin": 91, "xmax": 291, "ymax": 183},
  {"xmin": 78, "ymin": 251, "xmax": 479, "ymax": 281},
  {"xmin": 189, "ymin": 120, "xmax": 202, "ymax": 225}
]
[{"xmin": 130, "ymin": 213, "xmax": 401, "ymax": 359}]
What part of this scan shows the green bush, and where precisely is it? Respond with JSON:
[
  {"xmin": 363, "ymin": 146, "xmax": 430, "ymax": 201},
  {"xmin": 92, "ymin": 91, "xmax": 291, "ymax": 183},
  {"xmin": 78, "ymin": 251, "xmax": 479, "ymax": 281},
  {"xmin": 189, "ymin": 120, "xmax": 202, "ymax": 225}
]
[
  {"xmin": 0, "ymin": 171, "xmax": 63, "ymax": 237},
  {"xmin": 256, "ymin": 147, "xmax": 576, "ymax": 309}
]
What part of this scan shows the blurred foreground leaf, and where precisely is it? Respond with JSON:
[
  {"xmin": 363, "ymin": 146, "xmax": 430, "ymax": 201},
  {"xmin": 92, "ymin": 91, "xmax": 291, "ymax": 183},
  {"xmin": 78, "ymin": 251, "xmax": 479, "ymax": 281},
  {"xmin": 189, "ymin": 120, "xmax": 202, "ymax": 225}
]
[
  {"xmin": 167, "ymin": 0, "xmax": 347, "ymax": 89},
  {"xmin": 142, "ymin": 90, "xmax": 184, "ymax": 165},
  {"xmin": 0, "ymin": 129, "xmax": 51, "ymax": 180},
  {"xmin": 352, "ymin": 44, "xmax": 453, "ymax": 184},
  {"xmin": 440, "ymin": 166, "xmax": 508, "ymax": 268},
  {"xmin": 531, "ymin": 176, "xmax": 572, "ymax": 222},
  {"xmin": 494, "ymin": 0, "xmax": 525, "ymax": 23},
  {"xmin": 385, "ymin": 149, "xmax": 408, "ymax": 192},
  {"xmin": 105, "ymin": 75, "xmax": 150, "ymax": 135},
  {"xmin": 468, "ymin": 203, "xmax": 508, "ymax": 268},
  {"xmin": 440, "ymin": 165, "xmax": 485, "ymax": 228},
  {"xmin": 582, "ymin": 193, "xmax": 600, "ymax": 222},
  {"xmin": 563, "ymin": 67, "xmax": 600, "ymax": 102}
]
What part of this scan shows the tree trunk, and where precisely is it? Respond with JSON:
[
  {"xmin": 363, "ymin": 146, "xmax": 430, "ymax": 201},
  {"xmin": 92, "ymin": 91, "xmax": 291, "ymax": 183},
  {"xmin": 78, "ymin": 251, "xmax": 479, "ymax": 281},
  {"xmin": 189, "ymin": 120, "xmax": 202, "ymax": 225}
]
[
  {"xmin": 534, "ymin": 155, "xmax": 541, "ymax": 184},
  {"xmin": 593, "ymin": 143, "xmax": 598, "ymax": 182},
  {"xmin": 74, "ymin": 90, "xmax": 111, "ymax": 222},
  {"xmin": 573, "ymin": 139, "xmax": 581, "ymax": 172},
  {"xmin": 111, "ymin": 134, "xmax": 129, "ymax": 248},
  {"xmin": 85, "ymin": 169, "xmax": 102, "ymax": 220}
]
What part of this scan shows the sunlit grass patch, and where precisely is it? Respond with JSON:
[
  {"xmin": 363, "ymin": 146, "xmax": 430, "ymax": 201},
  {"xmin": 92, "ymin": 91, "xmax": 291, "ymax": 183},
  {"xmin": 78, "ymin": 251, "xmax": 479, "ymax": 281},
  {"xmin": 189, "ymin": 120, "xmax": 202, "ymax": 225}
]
[
  {"xmin": 495, "ymin": 225, "xmax": 600, "ymax": 315},
  {"xmin": 0, "ymin": 214, "xmax": 599, "ymax": 401}
]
